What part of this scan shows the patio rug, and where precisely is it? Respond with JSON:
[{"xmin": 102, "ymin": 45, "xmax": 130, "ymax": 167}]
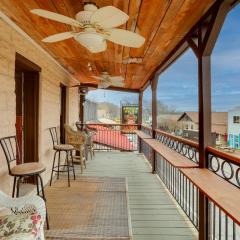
[{"xmin": 44, "ymin": 176, "xmax": 132, "ymax": 240}]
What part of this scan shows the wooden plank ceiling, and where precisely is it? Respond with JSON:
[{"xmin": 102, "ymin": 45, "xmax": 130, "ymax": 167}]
[{"xmin": 0, "ymin": 0, "xmax": 215, "ymax": 90}]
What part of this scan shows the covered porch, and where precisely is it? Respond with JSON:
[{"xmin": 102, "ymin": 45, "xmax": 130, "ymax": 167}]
[{"xmin": 0, "ymin": 0, "xmax": 239, "ymax": 240}]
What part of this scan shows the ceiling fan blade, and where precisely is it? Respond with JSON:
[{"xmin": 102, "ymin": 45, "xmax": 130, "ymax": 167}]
[
  {"xmin": 30, "ymin": 9, "xmax": 82, "ymax": 27},
  {"xmin": 42, "ymin": 31, "xmax": 75, "ymax": 43},
  {"xmin": 90, "ymin": 6, "xmax": 129, "ymax": 29},
  {"xmin": 88, "ymin": 87, "xmax": 98, "ymax": 90},
  {"xmin": 91, "ymin": 76, "xmax": 104, "ymax": 80},
  {"xmin": 109, "ymin": 76, "xmax": 124, "ymax": 82},
  {"xmin": 111, "ymin": 81, "xmax": 125, "ymax": 87},
  {"xmin": 107, "ymin": 29, "xmax": 145, "ymax": 48},
  {"xmin": 69, "ymin": 84, "xmax": 80, "ymax": 88}
]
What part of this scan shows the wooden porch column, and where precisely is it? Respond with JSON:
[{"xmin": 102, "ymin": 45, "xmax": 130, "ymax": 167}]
[
  {"xmin": 138, "ymin": 91, "xmax": 143, "ymax": 129},
  {"xmin": 79, "ymin": 93, "xmax": 85, "ymax": 124},
  {"xmin": 188, "ymin": 2, "xmax": 232, "ymax": 239},
  {"xmin": 151, "ymin": 75, "xmax": 158, "ymax": 173},
  {"xmin": 138, "ymin": 91, "xmax": 143, "ymax": 153}
]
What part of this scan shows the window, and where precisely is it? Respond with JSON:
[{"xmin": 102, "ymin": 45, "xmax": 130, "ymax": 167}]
[
  {"xmin": 191, "ymin": 124, "xmax": 194, "ymax": 130},
  {"xmin": 233, "ymin": 116, "xmax": 240, "ymax": 124}
]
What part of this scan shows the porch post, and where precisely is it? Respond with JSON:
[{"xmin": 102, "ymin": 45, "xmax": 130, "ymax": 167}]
[
  {"xmin": 138, "ymin": 91, "xmax": 143, "ymax": 129},
  {"xmin": 79, "ymin": 93, "xmax": 85, "ymax": 124},
  {"xmin": 151, "ymin": 75, "xmax": 158, "ymax": 173},
  {"xmin": 138, "ymin": 91, "xmax": 143, "ymax": 153},
  {"xmin": 198, "ymin": 33, "xmax": 212, "ymax": 240},
  {"xmin": 188, "ymin": 2, "xmax": 232, "ymax": 239}
]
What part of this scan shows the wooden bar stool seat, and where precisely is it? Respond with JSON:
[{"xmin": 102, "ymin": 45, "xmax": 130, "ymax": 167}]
[
  {"xmin": 11, "ymin": 162, "xmax": 45, "ymax": 176},
  {"xmin": 53, "ymin": 144, "xmax": 74, "ymax": 151}
]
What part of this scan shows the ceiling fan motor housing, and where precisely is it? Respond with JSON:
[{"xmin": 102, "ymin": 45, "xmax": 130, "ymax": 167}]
[{"xmin": 75, "ymin": 3, "xmax": 98, "ymax": 24}]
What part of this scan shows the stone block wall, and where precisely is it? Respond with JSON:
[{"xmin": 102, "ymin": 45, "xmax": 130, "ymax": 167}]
[{"xmin": 0, "ymin": 17, "xmax": 79, "ymax": 194}]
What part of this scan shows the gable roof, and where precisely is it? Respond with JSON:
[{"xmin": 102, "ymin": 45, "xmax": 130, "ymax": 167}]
[
  {"xmin": 178, "ymin": 112, "xmax": 228, "ymax": 135},
  {"xmin": 178, "ymin": 112, "xmax": 227, "ymax": 125}
]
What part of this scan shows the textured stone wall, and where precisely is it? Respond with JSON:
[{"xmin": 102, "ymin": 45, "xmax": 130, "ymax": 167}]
[{"xmin": 0, "ymin": 18, "xmax": 79, "ymax": 194}]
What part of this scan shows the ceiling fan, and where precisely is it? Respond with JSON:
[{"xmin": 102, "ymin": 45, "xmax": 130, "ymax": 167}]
[
  {"xmin": 30, "ymin": 3, "xmax": 145, "ymax": 53},
  {"xmin": 90, "ymin": 71, "xmax": 124, "ymax": 89}
]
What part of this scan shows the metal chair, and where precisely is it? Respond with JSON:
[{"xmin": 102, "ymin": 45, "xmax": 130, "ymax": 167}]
[
  {"xmin": 0, "ymin": 136, "xmax": 49, "ymax": 229},
  {"xmin": 49, "ymin": 127, "xmax": 75, "ymax": 187}
]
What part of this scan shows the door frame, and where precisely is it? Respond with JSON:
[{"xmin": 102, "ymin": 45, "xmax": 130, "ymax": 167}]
[
  {"xmin": 15, "ymin": 53, "xmax": 41, "ymax": 163},
  {"xmin": 60, "ymin": 84, "xmax": 67, "ymax": 144}
]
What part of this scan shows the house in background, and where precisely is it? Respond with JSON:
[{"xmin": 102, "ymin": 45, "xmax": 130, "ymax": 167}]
[
  {"xmin": 178, "ymin": 112, "xmax": 228, "ymax": 145},
  {"xmin": 228, "ymin": 108, "xmax": 240, "ymax": 149},
  {"xmin": 157, "ymin": 114, "xmax": 182, "ymax": 133}
]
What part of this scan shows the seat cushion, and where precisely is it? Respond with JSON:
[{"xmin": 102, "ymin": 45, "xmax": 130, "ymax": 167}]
[
  {"xmin": 11, "ymin": 163, "xmax": 45, "ymax": 176},
  {"xmin": 0, "ymin": 212, "xmax": 43, "ymax": 240},
  {"xmin": 54, "ymin": 144, "xmax": 74, "ymax": 151}
]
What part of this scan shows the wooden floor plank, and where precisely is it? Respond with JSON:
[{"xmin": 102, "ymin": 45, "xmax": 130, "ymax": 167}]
[{"xmin": 77, "ymin": 151, "xmax": 198, "ymax": 240}]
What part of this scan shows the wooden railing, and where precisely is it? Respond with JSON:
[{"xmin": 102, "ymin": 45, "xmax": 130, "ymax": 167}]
[{"xmin": 137, "ymin": 127, "xmax": 240, "ymax": 239}]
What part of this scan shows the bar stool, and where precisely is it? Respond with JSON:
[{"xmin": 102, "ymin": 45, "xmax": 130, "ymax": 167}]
[
  {"xmin": 49, "ymin": 127, "xmax": 75, "ymax": 187},
  {"xmin": 0, "ymin": 136, "xmax": 49, "ymax": 229}
]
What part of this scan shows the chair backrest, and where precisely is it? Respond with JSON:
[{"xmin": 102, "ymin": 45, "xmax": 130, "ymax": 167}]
[
  {"xmin": 0, "ymin": 136, "xmax": 19, "ymax": 174},
  {"xmin": 65, "ymin": 124, "xmax": 86, "ymax": 145},
  {"xmin": 75, "ymin": 121, "xmax": 82, "ymax": 131},
  {"xmin": 49, "ymin": 127, "xmax": 59, "ymax": 147}
]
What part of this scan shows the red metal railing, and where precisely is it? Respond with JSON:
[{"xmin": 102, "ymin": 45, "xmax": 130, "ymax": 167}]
[{"xmin": 79, "ymin": 123, "xmax": 138, "ymax": 151}]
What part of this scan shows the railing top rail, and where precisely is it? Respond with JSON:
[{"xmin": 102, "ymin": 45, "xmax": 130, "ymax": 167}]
[
  {"xmin": 80, "ymin": 123, "xmax": 139, "ymax": 127},
  {"xmin": 181, "ymin": 168, "xmax": 240, "ymax": 225},
  {"xmin": 207, "ymin": 146, "xmax": 240, "ymax": 166},
  {"xmin": 154, "ymin": 129, "xmax": 199, "ymax": 149}
]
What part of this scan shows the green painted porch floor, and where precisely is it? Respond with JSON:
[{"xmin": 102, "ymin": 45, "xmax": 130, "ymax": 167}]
[{"xmin": 73, "ymin": 151, "xmax": 198, "ymax": 240}]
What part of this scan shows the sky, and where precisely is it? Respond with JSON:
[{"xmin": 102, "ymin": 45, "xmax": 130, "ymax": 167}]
[{"xmin": 87, "ymin": 5, "xmax": 240, "ymax": 112}]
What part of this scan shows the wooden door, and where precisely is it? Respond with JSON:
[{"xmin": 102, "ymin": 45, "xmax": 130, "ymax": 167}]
[
  {"xmin": 23, "ymin": 72, "xmax": 39, "ymax": 163},
  {"xmin": 15, "ymin": 53, "xmax": 41, "ymax": 164}
]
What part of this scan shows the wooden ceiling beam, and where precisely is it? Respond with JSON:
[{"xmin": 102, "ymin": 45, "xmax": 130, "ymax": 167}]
[{"xmin": 0, "ymin": 0, "xmax": 221, "ymax": 90}]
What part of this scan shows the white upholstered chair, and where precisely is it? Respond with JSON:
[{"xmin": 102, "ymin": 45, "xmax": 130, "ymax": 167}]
[{"xmin": 0, "ymin": 191, "xmax": 46, "ymax": 239}]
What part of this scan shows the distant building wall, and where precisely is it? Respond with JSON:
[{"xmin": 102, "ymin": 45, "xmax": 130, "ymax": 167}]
[
  {"xmin": 228, "ymin": 110, "xmax": 240, "ymax": 148},
  {"xmin": 84, "ymin": 99, "xmax": 97, "ymax": 122}
]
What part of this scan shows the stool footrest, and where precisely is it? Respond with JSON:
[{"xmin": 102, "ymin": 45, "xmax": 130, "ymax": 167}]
[{"xmin": 52, "ymin": 165, "xmax": 74, "ymax": 172}]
